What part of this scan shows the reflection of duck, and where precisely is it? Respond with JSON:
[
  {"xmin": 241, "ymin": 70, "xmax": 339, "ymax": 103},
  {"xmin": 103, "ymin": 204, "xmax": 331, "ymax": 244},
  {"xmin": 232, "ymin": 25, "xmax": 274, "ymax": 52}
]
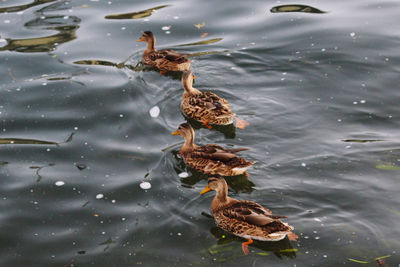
[
  {"xmin": 137, "ymin": 31, "xmax": 191, "ymax": 74},
  {"xmin": 181, "ymin": 70, "xmax": 249, "ymax": 129},
  {"xmin": 172, "ymin": 123, "xmax": 253, "ymax": 176},
  {"xmin": 201, "ymin": 177, "xmax": 297, "ymax": 255}
]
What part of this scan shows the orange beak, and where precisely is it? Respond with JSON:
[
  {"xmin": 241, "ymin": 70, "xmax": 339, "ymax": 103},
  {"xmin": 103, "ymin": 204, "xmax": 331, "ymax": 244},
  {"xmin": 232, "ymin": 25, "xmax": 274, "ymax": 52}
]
[
  {"xmin": 200, "ymin": 185, "xmax": 211, "ymax": 195},
  {"xmin": 137, "ymin": 36, "xmax": 145, "ymax": 42},
  {"xmin": 171, "ymin": 130, "xmax": 180, "ymax": 136}
]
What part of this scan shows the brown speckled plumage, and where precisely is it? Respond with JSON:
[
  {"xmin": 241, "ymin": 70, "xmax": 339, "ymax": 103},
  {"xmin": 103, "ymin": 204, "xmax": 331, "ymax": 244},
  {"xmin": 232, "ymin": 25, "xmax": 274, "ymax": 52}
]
[
  {"xmin": 172, "ymin": 123, "xmax": 253, "ymax": 176},
  {"xmin": 202, "ymin": 177, "xmax": 294, "ymax": 242},
  {"xmin": 137, "ymin": 31, "xmax": 191, "ymax": 72},
  {"xmin": 181, "ymin": 70, "xmax": 234, "ymax": 125}
]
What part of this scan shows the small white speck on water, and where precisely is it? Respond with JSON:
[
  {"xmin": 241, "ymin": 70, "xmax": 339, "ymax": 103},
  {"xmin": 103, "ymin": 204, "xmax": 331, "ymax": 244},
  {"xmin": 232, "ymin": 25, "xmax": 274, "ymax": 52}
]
[
  {"xmin": 107, "ymin": 33, "xmax": 111, "ymax": 36},
  {"xmin": 121, "ymin": 26, "xmax": 126, "ymax": 30},
  {"xmin": 301, "ymin": 162, "xmax": 307, "ymax": 167},
  {"xmin": 165, "ymin": 31, "xmax": 171, "ymax": 34},
  {"xmin": 17, "ymin": 11, "xmax": 24, "ymax": 15},
  {"xmin": 74, "ymin": 127, "xmax": 78, "ymax": 130},
  {"xmin": 96, "ymin": 194, "xmax": 104, "ymax": 199},
  {"xmin": 315, "ymin": 236, "xmax": 320, "ymax": 240},
  {"xmin": 173, "ymin": 16, "xmax": 179, "ymax": 19},
  {"xmin": 42, "ymin": 82, "xmax": 47, "ymax": 86},
  {"xmin": 304, "ymin": 236, "xmax": 309, "ymax": 239},
  {"xmin": 149, "ymin": 106, "xmax": 160, "ymax": 118},
  {"xmin": 337, "ymin": 119, "xmax": 342, "ymax": 122},
  {"xmin": 314, "ymin": 218, "xmax": 322, "ymax": 222},
  {"xmin": 360, "ymin": 100, "xmax": 366, "ymax": 104},
  {"xmin": 140, "ymin": 181, "xmax": 151, "ymax": 190},
  {"xmin": 55, "ymin": 181, "xmax": 65, "ymax": 186},
  {"xmin": 4, "ymin": 20, "xmax": 10, "ymax": 24},
  {"xmin": 350, "ymin": 32, "xmax": 356, "ymax": 37},
  {"xmin": 63, "ymin": 16, "xmax": 69, "ymax": 19},
  {"xmin": 346, "ymin": 145, "xmax": 351, "ymax": 149},
  {"xmin": 102, "ymin": 231, "xmax": 105, "ymax": 235},
  {"xmin": 144, "ymin": 18, "xmax": 149, "ymax": 22},
  {"xmin": 119, "ymin": 114, "xmax": 124, "ymax": 118},
  {"xmin": 177, "ymin": 232, "xmax": 182, "ymax": 236},
  {"xmin": 40, "ymin": 16, "xmax": 45, "ymax": 19},
  {"xmin": 122, "ymin": 217, "xmax": 126, "ymax": 221},
  {"xmin": 178, "ymin": 172, "xmax": 189, "ymax": 178},
  {"xmin": 321, "ymin": 48, "xmax": 326, "ymax": 52},
  {"xmin": 46, "ymin": 148, "xmax": 51, "ymax": 152},
  {"xmin": 162, "ymin": 26, "xmax": 171, "ymax": 31},
  {"xmin": 353, "ymin": 101, "xmax": 358, "ymax": 104},
  {"xmin": 111, "ymin": 199, "xmax": 116, "ymax": 203},
  {"xmin": 323, "ymin": 255, "xmax": 327, "ymax": 258}
]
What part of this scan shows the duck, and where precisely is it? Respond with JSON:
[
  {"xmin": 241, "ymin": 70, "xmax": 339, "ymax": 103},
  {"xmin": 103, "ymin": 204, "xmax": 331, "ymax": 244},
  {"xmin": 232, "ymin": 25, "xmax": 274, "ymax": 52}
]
[
  {"xmin": 137, "ymin": 31, "xmax": 191, "ymax": 74},
  {"xmin": 181, "ymin": 70, "xmax": 249, "ymax": 129},
  {"xmin": 200, "ymin": 177, "xmax": 297, "ymax": 255},
  {"xmin": 172, "ymin": 123, "xmax": 254, "ymax": 176}
]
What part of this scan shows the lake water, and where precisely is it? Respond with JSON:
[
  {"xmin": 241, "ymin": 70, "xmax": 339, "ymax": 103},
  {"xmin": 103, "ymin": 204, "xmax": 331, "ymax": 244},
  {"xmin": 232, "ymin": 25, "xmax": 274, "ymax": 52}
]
[{"xmin": 0, "ymin": 0, "xmax": 399, "ymax": 266}]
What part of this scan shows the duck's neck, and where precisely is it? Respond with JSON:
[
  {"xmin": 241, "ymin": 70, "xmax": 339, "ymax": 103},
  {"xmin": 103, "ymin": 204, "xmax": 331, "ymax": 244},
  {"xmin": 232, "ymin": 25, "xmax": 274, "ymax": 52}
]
[
  {"xmin": 211, "ymin": 185, "xmax": 229, "ymax": 212},
  {"xmin": 181, "ymin": 132, "xmax": 195, "ymax": 151},
  {"xmin": 182, "ymin": 79, "xmax": 201, "ymax": 95},
  {"xmin": 145, "ymin": 37, "xmax": 156, "ymax": 52}
]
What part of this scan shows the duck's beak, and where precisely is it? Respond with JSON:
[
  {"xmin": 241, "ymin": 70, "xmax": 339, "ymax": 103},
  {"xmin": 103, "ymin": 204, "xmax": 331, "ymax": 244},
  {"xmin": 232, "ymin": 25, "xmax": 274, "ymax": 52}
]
[
  {"xmin": 192, "ymin": 74, "xmax": 196, "ymax": 80},
  {"xmin": 137, "ymin": 36, "xmax": 145, "ymax": 42},
  {"xmin": 200, "ymin": 185, "xmax": 211, "ymax": 195},
  {"xmin": 171, "ymin": 130, "xmax": 180, "ymax": 136}
]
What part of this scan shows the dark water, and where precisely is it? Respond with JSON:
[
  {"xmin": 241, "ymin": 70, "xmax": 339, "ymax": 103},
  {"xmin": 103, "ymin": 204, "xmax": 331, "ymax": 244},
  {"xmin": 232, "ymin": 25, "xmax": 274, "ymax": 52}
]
[{"xmin": 1, "ymin": 0, "xmax": 399, "ymax": 266}]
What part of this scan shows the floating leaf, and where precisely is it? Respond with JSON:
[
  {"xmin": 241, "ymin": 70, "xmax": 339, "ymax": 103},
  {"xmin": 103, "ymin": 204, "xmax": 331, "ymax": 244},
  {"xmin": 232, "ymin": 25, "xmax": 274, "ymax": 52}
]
[
  {"xmin": 256, "ymin": 252, "xmax": 270, "ymax": 256},
  {"xmin": 270, "ymin": 4, "xmax": 326, "ymax": 14},
  {"xmin": 279, "ymin": 248, "xmax": 298, "ymax": 253},
  {"xmin": 375, "ymin": 255, "xmax": 391, "ymax": 260},
  {"xmin": 376, "ymin": 164, "xmax": 400, "ymax": 171},
  {"xmin": 194, "ymin": 22, "xmax": 206, "ymax": 29},
  {"xmin": 348, "ymin": 258, "xmax": 368, "ymax": 264}
]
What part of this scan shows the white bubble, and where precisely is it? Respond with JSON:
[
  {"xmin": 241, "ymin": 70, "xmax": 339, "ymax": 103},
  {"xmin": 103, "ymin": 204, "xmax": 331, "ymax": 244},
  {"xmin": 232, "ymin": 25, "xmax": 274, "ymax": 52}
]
[
  {"xmin": 149, "ymin": 106, "xmax": 160, "ymax": 118},
  {"xmin": 161, "ymin": 26, "xmax": 171, "ymax": 31},
  {"xmin": 350, "ymin": 32, "xmax": 356, "ymax": 37},
  {"xmin": 96, "ymin": 194, "xmax": 104, "ymax": 199},
  {"xmin": 55, "ymin": 181, "xmax": 65, "ymax": 186},
  {"xmin": 178, "ymin": 172, "xmax": 189, "ymax": 178},
  {"xmin": 140, "ymin": 181, "xmax": 151, "ymax": 190},
  {"xmin": 301, "ymin": 162, "xmax": 306, "ymax": 167}
]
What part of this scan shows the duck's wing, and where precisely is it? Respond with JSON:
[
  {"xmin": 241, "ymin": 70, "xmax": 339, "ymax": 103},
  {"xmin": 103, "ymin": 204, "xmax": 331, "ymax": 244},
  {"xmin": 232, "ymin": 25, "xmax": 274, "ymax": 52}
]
[
  {"xmin": 223, "ymin": 201, "xmax": 287, "ymax": 227},
  {"xmin": 158, "ymin": 49, "xmax": 190, "ymax": 63}
]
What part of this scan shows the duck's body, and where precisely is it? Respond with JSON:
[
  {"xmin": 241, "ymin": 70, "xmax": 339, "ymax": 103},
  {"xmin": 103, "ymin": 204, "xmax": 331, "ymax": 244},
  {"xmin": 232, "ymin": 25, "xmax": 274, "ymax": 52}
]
[
  {"xmin": 137, "ymin": 31, "xmax": 191, "ymax": 73},
  {"xmin": 181, "ymin": 70, "xmax": 234, "ymax": 126},
  {"xmin": 201, "ymin": 177, "xmax": 297, "ymax": 254},
  {"xmin": 172, "ymin": 123, "xmax": 253, "ymax": 176}
]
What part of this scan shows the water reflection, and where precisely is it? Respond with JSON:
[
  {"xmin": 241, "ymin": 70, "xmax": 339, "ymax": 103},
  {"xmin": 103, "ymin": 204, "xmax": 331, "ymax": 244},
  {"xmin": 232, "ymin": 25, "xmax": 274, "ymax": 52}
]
[
  {"xmin": 207, "ymin": 227, "xmax": 296, "ymax": 261},
  {"xmin": 0, "ymin": 16, "xmax": 80, "ymax": 53},
  {"xmin": 0, "ymin": 0, "xmax": 56, "ymax": 13},
  {"xmin": 185, "ymin": 116, "xmax": 236, "ymax": 139},
  {"xmin": 270, "ymin": 4, "xmax": 326, "ymax": 14},
  {"xmin": 0, "ymin": 133, "xmax": 73, "ymax": 146},
  {"xmin": 105, "ymin": 5, "xmax": 169, "ymax": 20}
]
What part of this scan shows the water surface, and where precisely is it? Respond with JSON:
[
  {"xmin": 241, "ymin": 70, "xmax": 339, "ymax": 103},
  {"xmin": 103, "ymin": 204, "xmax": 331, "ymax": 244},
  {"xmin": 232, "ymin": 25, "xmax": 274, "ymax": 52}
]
[{"xmin": 0, "ymin": 0, "xmax": 399, "ymax": 266}]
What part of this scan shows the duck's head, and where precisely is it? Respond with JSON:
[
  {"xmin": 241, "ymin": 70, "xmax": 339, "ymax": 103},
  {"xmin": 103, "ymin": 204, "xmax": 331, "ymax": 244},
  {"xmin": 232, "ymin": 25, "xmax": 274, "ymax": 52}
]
[
  {"xmin": 137, "ymin": 31, "xmax": 154, "ymax": 43},
  {"xmin": 201, "ymin": 177, "xmax": 227, "ymax": 195},
  {"xmin": 172, "ymin": 123, "xmax": 194, "ymax": 138}
]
